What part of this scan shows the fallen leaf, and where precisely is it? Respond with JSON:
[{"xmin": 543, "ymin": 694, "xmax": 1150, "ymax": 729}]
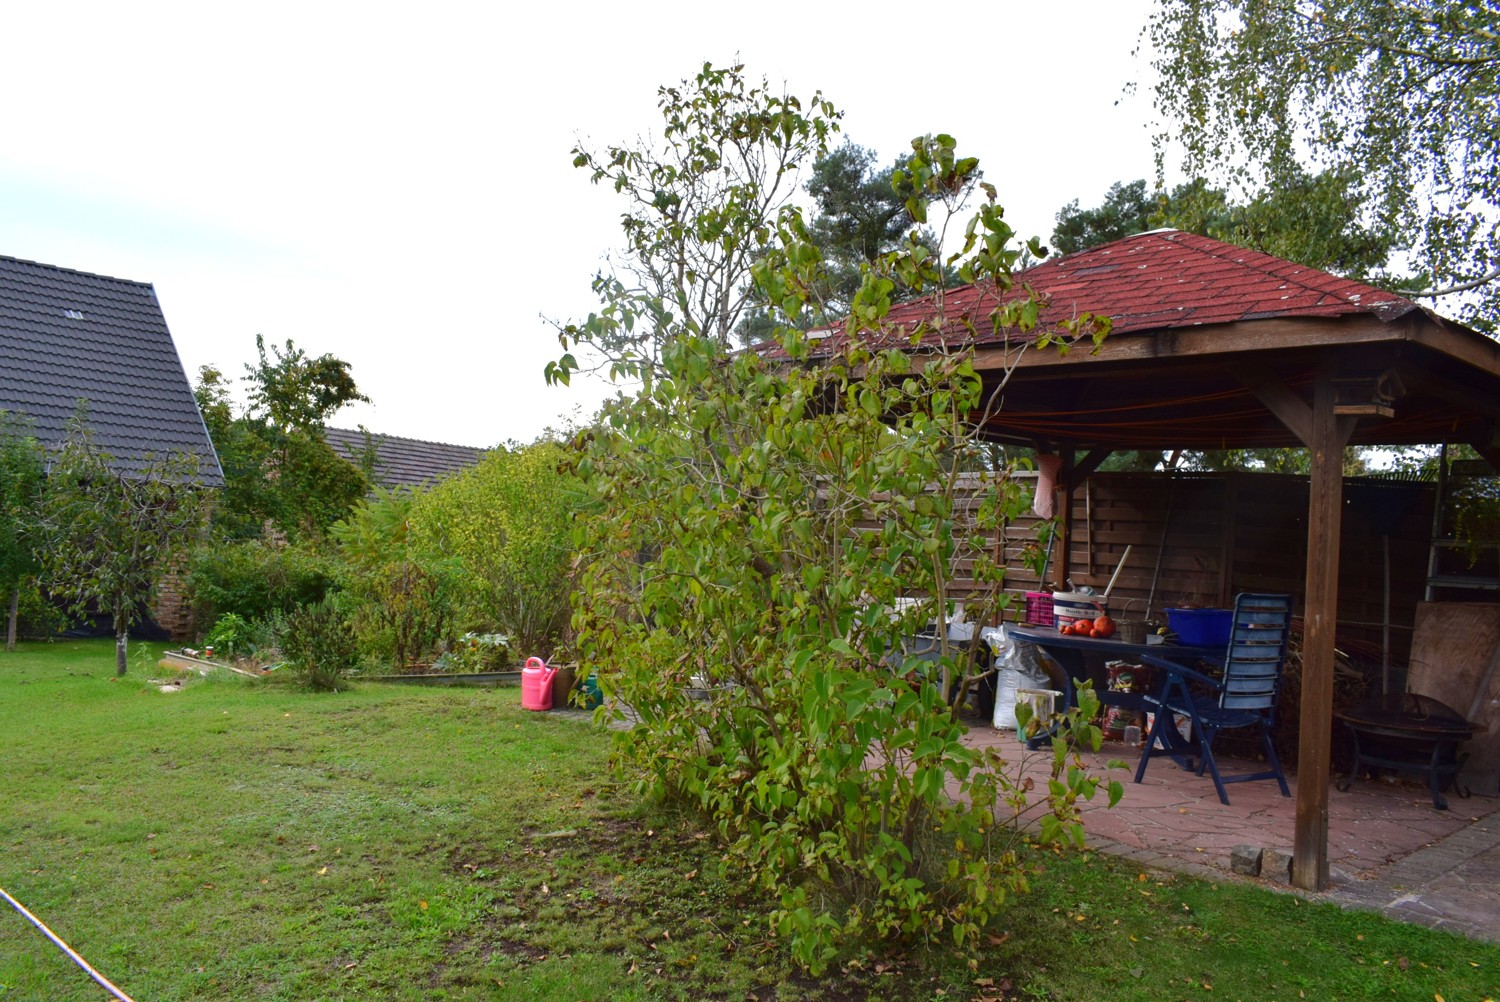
[
  {"xmin": 973, "ymin": 977, "xmax": 994, "ymax": 986},
  {"xmin": 986, "ymin": 932, "xmax": 1010, "ymax": 946},
  {"xmin": 1130, "ymin": 968, "xmax": 1144, "ymax": 979},
  {"xmin": 318, "ymin": 866, "xmax": 329, "ymax": 876}
]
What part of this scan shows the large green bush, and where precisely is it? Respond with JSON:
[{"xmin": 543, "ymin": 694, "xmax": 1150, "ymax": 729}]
[
  {"xmin": 410, "ymin": 444, "xmax": 581, "ymax": 657},
  {"xmin": 185, "ymin": 538, "xmax": 339, "ymax": 628},
  {"xmin": 332, "ymin": 487, "xmax": 460, "ymax": 669},
  {"xmin": 554, "ymin": 66, "xmax": 1118, "ymax": 971}
]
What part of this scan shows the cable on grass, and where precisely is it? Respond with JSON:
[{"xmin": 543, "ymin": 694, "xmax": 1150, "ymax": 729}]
[{"xmin": 0, "ymin": 885, "xmax": 137, "ymax": 1002}]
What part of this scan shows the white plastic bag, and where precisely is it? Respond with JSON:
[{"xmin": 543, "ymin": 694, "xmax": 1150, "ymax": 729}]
[{"xmin": 989, "ymin": 625, "xmax": 1056, "ymax": 730}]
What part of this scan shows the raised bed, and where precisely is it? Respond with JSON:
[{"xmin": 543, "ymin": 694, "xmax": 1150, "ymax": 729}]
[
  {"xmin": 357, "ymin": 670, "xmax": 522, "ymax": 687},
  {"xmin": 160, "ymin": 649, "xmax": 266, "ymax": 678}
]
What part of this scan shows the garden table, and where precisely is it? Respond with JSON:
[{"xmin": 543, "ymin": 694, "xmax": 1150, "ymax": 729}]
[{"xmin": 1009, "ymin": 625, "xmax": 1224, "ymax": 752}]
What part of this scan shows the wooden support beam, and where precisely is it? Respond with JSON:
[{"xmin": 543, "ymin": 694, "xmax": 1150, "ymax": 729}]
[
  {"xmin": 1074, "ymin": 448, "xmax": 1115, "ymax": 481},
  {"xmin": 1292, "ymin": 366, "xmax": 1355, "ymax": 891},
  {"xmin": 1240, "ymin": 364, "xmax": 1313, "ymax": 446}
]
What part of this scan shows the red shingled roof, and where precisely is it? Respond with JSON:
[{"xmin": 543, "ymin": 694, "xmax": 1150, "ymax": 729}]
[{"xmin": 810, "ymin": 229, "xmax": 1420, "ymax": 350}]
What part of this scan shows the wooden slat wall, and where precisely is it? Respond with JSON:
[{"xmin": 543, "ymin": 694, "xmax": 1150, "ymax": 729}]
[{"xmin": 943, "ymin": 471, "xmax": 1436, "ymax": 667}]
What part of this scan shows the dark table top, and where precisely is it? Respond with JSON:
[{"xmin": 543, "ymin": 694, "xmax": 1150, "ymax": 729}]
[
  {"xmin": 1335, "ymin": 693, "xmax": 1480, "ymax": 739},
  {"xmin": 1008, "ymin": 624, "xmax": 1224, "ymax": 664}
]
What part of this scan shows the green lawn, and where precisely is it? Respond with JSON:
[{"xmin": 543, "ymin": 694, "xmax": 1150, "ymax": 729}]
[{"xmin": 1, "ymin": 640, "xmax": 1495, "ymax": 1001}]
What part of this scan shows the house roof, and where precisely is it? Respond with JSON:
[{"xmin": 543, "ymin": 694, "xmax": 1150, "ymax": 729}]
[
  {"xmin": 324, "ymin": 427, "xmax": 487, "ymax": 490},
  {"xmin": 0, "ymin": 254, "xmax": 223, "ymax": 485}
]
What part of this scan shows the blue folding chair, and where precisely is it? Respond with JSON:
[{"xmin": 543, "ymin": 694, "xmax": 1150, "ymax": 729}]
[{"xmin": 1135, "ymin": 593, "xmax": 1293, "ymax": 805}]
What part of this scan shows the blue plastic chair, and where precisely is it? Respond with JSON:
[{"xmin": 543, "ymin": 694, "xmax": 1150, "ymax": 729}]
[{"xmin": 1134, "ymin": 593, "xmax": 1294, "ymax": 805}]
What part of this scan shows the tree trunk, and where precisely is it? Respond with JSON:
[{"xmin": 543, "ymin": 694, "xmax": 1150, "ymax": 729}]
[
  {"xmin": 5, "ymin": 588, "xmax": 17, "ymax": 652},
  {"xmin": 116, "ymin": 626, "xmax": 129, "ymax": 677}
]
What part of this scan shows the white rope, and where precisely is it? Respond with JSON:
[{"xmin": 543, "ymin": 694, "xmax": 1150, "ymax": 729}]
[{"xmin": 0, "ymin": 886, "xmax": 137, "ymax": 1002}]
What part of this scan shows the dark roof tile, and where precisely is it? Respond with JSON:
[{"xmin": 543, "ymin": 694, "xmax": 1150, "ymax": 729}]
[
  {"xmin": 0, "ymin": 255, "xmax": 222, "ymax": 485},
  {"xmin": 324, "ymin": 427, "xmax": 487, "ymax": 490}
]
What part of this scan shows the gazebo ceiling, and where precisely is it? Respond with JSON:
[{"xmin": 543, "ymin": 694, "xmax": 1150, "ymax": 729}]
[{"xmin": 967, "ymin": 313, "xmax": 1500, "ymax": 452}]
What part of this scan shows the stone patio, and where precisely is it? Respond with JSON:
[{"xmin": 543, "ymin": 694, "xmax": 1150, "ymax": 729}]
[{"xmin": 964, "ymin": 723, "xmax": 1500, "ymax": 943}]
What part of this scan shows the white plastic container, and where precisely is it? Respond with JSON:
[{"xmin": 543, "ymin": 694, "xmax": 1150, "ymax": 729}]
[{"xmin": 1051, "ymin": 591, "xmax": 1107, "ymax": 633}]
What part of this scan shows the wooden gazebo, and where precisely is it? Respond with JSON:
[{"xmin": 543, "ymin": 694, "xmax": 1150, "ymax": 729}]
[{"xmin": 882, "ymin": 230, "xmax": 1500, "ymax": 890}]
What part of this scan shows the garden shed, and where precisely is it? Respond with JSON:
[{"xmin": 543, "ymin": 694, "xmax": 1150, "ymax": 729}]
[{"xmin": 875, "ymin": 230, "xmax": 1500, "ymax": 890}]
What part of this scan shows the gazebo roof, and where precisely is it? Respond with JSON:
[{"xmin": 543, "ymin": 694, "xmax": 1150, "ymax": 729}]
[{"xmin": 835, "ymin": 230, "xmax": 1500, "ymax": 454}]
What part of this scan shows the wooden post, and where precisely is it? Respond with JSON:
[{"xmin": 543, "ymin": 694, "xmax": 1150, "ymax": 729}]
[
  {"xmin": 1217, "ymin": 474, "xmax": 1238, "ymax": 607},
  {"xmin": 1055, "ymin": 451, "xmax": 1075, "ymax": 589},
  {"xmin": 1292, "ymin": 369, "xmax": 1350, "ymax": 890}
]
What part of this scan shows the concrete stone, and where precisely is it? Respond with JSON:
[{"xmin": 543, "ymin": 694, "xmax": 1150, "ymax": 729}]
[
  {"xmin": 1230, "ymin": 844, "xmax": 1263, "ymax": 876},
  {"xmin": 1263, "ymin": 847, "xmax": 1293, "ymax": 884}
]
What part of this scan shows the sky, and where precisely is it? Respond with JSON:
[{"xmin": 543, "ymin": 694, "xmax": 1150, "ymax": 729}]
[{"xmin": 1, "ymin": 0, "xmax": 1162, "ymax": 449}]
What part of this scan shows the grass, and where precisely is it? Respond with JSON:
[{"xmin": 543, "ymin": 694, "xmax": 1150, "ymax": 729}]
[{"xmin": 0, "ymin": 639, "xmax": 1495, "ymax": 1001}]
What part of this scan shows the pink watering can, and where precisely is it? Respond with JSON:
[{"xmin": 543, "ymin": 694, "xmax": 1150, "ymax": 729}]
[{"xmin": 521, "ymin": 656, "xmax": 558, "ymax": 711}]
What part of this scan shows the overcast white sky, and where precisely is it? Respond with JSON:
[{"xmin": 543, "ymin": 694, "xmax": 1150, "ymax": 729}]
[{"xmin": 1, "ymin": 0, "xmax": 1162, "ymax": 449}]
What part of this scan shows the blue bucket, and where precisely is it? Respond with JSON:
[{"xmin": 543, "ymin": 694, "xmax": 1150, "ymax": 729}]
[{"xmin": 1166, "ymin": 608, "xmax": 1233, "ymax": 646}]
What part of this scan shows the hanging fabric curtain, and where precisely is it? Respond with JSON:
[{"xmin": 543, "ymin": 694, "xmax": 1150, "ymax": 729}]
[{"xmin": 1034, "ymin": 453, "xmax": 1063, "ymax": 518}]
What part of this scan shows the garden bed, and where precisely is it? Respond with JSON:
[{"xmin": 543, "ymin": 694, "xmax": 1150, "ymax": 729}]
[{"xmin": 358, "ymin": 669, "xmax": 522, "ymax": 687}]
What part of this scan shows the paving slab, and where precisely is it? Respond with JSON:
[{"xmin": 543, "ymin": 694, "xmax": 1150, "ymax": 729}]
[{"xmin": 962, "ymin": 724, "xmax": 1500, "ymax": 943}]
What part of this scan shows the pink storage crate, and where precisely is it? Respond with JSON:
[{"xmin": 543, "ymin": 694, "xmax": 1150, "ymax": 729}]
[{"xmin": 1024, "ymin": 591, "xmax": 1054, "ymax": 627}]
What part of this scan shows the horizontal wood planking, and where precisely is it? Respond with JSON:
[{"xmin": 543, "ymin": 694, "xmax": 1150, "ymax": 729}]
[{"xmin": 931, "ymin": 470, "xmax": 1434, "ymax": 667}]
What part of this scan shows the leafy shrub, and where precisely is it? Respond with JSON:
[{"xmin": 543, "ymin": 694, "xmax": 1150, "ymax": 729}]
[
  {"xmin": 574, "ymin": 329, "xmax": 1119, "ymax": 971},
  {"xmin": 281, "ymin": 597, "xmax": 358, "ymax": 691},
  {"xmin": 432, "ymin": 632, "xmax": 512, "ymax": 673},
  {"xmin": 556, "ymin": 81, "xmax": 1118, "ymax": 971},
  {"xmin": 203, "ymin": 612, "xmax": 252, "ymax": 658},
  {"xmin": 185, "ymin": 538, "xmax": 338, "ymax": 626},
  {"xmin": 14, "ymin": 582, "xmax": 67, "ymax": 640},
  {"xmin": 248, "ymin": 610, "xmax": 290, "ymax": 662},
  {"xmin": 410, "ymin": 444, "xmax": 582, "ymax": 655},
  {"xmin": 332, "ymin": 488, "xmax": 458, "ymax": 669}
]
